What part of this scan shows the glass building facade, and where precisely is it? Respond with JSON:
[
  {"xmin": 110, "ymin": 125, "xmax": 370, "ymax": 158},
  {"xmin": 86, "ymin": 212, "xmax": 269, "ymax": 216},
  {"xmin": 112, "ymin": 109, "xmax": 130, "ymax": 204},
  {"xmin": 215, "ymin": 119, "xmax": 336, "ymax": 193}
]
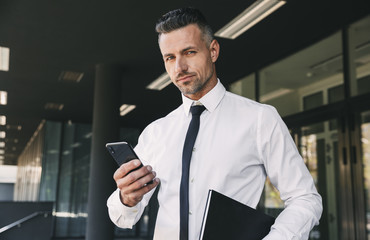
[
  {"xmin": 12, "ymin": 14, "xmax": 370, "ymax": 240},
  {"xmin": 230, "ymin": 15, "xmax": 370, "ymax": 240},
  {"xmin": 14, "ymin": 121, "xmax": 155, "ymax": 239}
]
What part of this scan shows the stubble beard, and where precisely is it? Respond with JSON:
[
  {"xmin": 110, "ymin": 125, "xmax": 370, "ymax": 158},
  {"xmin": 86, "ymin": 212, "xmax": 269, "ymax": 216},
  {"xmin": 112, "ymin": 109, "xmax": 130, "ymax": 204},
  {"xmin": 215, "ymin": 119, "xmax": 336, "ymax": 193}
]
[{"xmin": 176, "ymin": 69, "xmax": 214, "ymax": 97}]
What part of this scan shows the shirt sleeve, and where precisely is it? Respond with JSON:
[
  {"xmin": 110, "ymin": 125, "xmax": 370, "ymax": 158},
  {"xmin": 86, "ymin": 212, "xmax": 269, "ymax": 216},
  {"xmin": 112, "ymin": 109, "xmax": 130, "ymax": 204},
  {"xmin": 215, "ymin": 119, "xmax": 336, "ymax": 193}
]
[
  {"xmin": 258, "ymin": 105, "xmax": 323, "ymax": 240},
  {"xmin": 106, "ymin": 188, "xmax": 145, "ymax": 228},
  {"xmin": 106, "ymin": 124, "xmax": 157, "ymax": 229}
]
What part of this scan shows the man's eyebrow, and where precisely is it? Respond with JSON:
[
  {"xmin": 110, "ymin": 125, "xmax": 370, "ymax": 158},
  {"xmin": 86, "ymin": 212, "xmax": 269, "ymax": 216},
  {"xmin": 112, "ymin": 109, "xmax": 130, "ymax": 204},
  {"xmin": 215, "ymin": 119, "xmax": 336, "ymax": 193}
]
[
  {"xmin": 181, "ymin": 46, "xmax": 197, "ymax": 53},
  {"xmin": 163, "ymin": 53, "xmax": 173, "ymax": 58},
  {"xmin": 162, "ymin": 46, "xmax": 198, "ymax": 58}
]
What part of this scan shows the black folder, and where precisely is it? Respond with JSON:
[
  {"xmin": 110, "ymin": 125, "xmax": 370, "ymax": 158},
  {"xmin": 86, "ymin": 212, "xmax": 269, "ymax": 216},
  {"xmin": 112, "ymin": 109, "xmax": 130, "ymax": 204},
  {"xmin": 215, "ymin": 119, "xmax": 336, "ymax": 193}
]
[{"xmin": 199, "ymin": 190, "xmax": 275, "ymax": 240}]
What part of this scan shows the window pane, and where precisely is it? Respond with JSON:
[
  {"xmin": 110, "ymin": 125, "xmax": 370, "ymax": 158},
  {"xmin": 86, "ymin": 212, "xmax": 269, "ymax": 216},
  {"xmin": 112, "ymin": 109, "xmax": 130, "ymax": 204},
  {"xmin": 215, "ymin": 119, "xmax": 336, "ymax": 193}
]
[
  {"xmin": 304, "ymin": 92, "xmax": 324, "ymax": 110},
  {"xmin": 54, "ymin": 123, "xmax": 91, "ymax": 237},
  {"xmin": 328, "ymin": 85, "xmax": 344, "ymax": 103},
  {"xmin": 259, "ymin": 31, "xmax": 344, "ymax": 116},
  {"xmin": 229, "ymin": 73, "xmax": 256, "ymax": 100},
  {"xmin": 39, "ymin": 121, "xmax": 62, "ymax": 201},
  {"xmin": 361, "ymin": 111, "xmax": 370, "ymax": 238},
  {"xmin": 352, "ymin": 15, "xmax": 370, "ymax": 97}
]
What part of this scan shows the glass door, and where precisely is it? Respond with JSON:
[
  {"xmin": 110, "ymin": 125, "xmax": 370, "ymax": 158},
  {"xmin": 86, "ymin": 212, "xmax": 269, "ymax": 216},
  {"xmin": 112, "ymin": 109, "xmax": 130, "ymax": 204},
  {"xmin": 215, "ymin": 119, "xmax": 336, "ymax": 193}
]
[
  {"xmin": 260, "ymin": 118, "xmax": 340, "ymax": 240},
  {"xmin": 290, "ymin": 110, "xmax": 370, "ymax": 240},
  {"xmin": 358, "ymin": 110, "xmax": 370, "ymax": 239},
  {"xmin": 293, "ymin": 112, "xmax": 370, "ymax": 240},
  {"xmin": 297, "ymin": 119, "xmax": 339, "ymax": 240},
  {"xmin": 260, "ymin": 113, "xmax": 370, "ymax": 240},
  {"xmin": 338, "ymin": 110, "xmax": 369, "ymax": 240}
]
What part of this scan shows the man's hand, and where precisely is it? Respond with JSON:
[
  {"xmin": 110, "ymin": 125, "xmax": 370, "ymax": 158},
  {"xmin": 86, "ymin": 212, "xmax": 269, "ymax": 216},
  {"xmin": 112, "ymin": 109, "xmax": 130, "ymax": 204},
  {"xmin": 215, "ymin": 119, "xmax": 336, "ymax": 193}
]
[{"xmin": 113, "ymin": 159, "xmax": 159, "ymax": 207}]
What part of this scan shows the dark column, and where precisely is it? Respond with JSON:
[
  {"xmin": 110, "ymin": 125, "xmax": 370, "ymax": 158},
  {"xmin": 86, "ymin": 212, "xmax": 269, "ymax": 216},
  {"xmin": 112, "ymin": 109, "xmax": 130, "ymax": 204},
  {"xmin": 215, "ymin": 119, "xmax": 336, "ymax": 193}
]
[
  {"xmin": 342, "ymin": 26, "xmax": 356, "ymax": 99},
  {"xmin": 86, "ymin": 64, "xmax": 121, "ymax": 240},
  {"xmin": 255, "ymin": 71, "xmax": 260, "ymax": 103}
]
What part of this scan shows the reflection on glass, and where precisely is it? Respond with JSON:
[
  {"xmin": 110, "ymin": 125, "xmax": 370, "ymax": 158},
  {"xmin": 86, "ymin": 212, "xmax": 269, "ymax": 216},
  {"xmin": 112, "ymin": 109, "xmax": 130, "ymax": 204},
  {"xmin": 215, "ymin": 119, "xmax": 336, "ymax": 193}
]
[
  {"xmin": 264, "ymin": 178, "xmax": 283, "ymax": 210},
  {"xmin": 301, "ymin": 126, "xmax": 321, "ymax": 240},
  {"xmin": 300, "ymin": 134, "xmax": 319, "ymax": 185},
  {"xmin": 300, "ymin": 120, "xmax": 338, "ymax": 240},
  {"xmin": 361, "ymin": 111, "xmax": 370, "ymax": 238},
  {"xmin": 14, "ymin": 121, "xmax": 46, "ymax": 201},
  {"xmin": 39, "ymin": 121, "xmax": 62, "ymax": 201},
  {"xmin": 54, "ymin": 123, "xmax": 92, "ymax": 237},
  {"xmin": 229, "ymin": 73, "xmax": 256, "ymax": 100},
  {"xmin": 259, "ymin": 31, "xmax": 344, "ymax": 116}
]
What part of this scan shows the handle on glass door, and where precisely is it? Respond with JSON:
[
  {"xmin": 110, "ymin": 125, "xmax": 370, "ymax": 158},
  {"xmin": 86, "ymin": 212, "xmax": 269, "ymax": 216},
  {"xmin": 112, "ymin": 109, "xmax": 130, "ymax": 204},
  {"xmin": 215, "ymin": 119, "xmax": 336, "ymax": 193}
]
[
  {"xmin": 342, "ymin": 147, "xmax": 347, "ymax": 165},
  {"xmin": 351, "ymin": 146, "xmax": 357, "ymax": 164}
]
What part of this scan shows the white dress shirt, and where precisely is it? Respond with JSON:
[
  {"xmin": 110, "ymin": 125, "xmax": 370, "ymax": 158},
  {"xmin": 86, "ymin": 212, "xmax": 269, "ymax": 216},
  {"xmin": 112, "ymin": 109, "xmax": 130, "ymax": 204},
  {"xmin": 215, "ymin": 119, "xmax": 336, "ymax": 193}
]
[{"xmin": 107, "ymin": 80, "xmax": 322, "ymax": 240}]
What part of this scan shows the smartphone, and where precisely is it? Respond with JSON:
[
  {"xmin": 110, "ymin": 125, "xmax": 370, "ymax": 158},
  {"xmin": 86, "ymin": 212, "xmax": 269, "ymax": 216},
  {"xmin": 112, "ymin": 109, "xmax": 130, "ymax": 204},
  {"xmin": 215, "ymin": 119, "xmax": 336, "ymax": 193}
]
[
  {"xmin": 106, "ymin": 141, "xmax": 143, "ymax": 168},
  {"xmin": 106, "ymin": 141, "xmax": 153, "ymax": 184}
]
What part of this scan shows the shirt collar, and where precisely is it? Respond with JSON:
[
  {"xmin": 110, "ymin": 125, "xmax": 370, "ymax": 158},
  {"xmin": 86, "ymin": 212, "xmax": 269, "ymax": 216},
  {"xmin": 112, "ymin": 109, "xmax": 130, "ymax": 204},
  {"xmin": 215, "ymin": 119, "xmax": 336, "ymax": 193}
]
[{"xmin": 182, "ymin": 79, "xmax": 226, "ymax": 116}]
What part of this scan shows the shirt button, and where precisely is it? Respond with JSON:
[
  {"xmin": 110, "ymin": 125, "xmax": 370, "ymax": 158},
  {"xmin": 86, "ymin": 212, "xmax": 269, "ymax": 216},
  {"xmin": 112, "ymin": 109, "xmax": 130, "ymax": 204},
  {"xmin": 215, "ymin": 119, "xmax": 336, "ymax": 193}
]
[
  {"xmin": 191, "ymin": 178, "xmax": 194, "ymax": 183},
  {"xmin": 189, "ymin": 211, "xmax": 192, "ymax": 215},
  {"xmin": 192, "ymin": 147, "xmax": 196, "ymax": 152}
]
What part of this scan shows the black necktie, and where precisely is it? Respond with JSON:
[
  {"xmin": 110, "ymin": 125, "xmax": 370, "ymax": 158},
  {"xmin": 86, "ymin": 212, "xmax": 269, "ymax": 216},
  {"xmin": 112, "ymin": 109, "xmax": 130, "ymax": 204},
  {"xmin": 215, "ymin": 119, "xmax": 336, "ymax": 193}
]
[{"xmin": 180, "ymin": 105, "xmax": 206, "ymax": 240}]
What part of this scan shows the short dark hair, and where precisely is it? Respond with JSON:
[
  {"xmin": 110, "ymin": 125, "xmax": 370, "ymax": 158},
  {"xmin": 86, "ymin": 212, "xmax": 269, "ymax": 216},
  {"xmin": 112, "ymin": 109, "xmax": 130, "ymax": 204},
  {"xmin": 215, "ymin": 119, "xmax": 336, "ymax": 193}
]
[{"xmin": 155, "ymin": 7, "xmax": 214, "ymax": 45}]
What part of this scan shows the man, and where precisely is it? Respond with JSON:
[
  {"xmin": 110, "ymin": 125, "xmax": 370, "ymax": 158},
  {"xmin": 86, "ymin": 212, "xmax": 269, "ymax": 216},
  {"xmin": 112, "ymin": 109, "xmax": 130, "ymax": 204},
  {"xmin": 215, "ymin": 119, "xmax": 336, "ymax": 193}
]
[{"xmin": 107, "ymin": 7, "xmax": 322, "ymax": 240}]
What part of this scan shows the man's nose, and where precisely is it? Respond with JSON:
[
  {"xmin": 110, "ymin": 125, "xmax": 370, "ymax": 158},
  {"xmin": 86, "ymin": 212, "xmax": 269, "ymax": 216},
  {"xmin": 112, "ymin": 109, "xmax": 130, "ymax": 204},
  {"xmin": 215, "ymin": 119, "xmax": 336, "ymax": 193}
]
[{"xmin": 175, "ymin": 57, "xmax": 188, "ymax": 73}]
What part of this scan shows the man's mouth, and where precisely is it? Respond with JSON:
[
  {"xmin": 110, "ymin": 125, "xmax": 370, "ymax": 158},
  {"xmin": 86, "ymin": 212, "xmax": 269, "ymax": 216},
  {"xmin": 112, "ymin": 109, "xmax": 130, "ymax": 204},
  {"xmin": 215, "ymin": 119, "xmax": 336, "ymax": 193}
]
[{"xmin": 177, "ymin": 75, "xmax": 194, "ymax": 82}]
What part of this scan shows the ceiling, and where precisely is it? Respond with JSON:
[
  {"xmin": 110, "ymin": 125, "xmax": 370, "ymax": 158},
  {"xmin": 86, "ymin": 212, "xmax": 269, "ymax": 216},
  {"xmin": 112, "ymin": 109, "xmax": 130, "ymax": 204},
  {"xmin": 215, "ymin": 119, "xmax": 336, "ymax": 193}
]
[{"xmin": 0, "ymin": 0, "xmax": 369, "ymax": 165}]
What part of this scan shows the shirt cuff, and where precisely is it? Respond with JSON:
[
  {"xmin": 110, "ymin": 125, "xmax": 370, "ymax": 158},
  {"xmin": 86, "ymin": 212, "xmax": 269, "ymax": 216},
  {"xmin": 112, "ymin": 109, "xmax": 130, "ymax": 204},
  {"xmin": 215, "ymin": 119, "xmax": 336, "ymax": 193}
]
[
  {"xmin": 107, "ymin": 188, "xmax": 141, "ymax": 229},
  {"xmin": 263, "ymin": 229, "xmax": 299, "ymax": 240}
]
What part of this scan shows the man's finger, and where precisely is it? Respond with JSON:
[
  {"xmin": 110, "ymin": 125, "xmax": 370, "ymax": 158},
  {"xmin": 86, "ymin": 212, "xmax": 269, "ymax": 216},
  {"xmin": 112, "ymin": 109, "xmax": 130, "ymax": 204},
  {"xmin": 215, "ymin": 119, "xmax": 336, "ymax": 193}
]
[
  {"xmin": 120, "ymin": 178, "xmax": 160, "ymax": 207},
  {"xmin": 113, "ymin": 159, "xmax": 141, "ymax": 181}
]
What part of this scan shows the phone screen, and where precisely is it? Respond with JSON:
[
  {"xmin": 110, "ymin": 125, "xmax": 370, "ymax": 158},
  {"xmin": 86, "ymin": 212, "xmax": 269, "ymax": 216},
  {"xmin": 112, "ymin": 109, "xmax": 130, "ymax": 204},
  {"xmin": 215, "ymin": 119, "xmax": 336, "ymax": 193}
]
[
  {"xmin": 106, "ymin": 141, "xmax": 153, "ymax": 184},
  {"xmin": 106, "ymin": 141, "xmax": 141, "ymax": 167}
]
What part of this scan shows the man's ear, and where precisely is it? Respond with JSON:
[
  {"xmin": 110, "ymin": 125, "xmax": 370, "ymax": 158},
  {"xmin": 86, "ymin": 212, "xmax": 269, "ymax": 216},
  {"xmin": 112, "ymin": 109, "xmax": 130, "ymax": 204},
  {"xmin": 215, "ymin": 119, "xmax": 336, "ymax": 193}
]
[{"xmin": 209, "ymin": 39, "xmax": 220, "ymax": 63}]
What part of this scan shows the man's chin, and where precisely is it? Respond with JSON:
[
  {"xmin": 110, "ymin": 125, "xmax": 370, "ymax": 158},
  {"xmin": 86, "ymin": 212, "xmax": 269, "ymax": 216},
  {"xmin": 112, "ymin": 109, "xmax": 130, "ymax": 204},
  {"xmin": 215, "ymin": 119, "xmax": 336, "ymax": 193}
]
[
  {"xmin": 180, "ymin": 89, "xmax": 198, "ymax": 96},
  {"xmin": 176, "ymin": 82, "xmax": 203, "ymax": 96}
]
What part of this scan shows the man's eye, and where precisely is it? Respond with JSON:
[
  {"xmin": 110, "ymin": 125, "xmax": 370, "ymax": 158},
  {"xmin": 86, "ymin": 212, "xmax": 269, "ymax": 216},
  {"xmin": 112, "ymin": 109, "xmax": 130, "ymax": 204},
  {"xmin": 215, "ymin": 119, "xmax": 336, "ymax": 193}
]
[
  {"xmin": 166, "ymin": 56, "xmax": 174, "ymax": 61},
  {"xmin": 187, "ymin": 51, "xmax": 196, "ymax": 55}
]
